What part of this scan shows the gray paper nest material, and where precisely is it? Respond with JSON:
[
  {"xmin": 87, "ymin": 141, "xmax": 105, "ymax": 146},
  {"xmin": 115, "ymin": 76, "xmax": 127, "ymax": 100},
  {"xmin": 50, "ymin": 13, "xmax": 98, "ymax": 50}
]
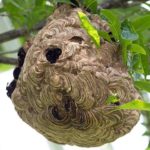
[{"xmin": 11, "ymin": 5, "xmax": 141, "ymax": 147}]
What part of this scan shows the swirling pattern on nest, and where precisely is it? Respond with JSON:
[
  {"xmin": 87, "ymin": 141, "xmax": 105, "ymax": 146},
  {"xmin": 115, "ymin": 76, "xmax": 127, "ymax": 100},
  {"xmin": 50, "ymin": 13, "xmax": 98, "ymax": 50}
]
[{"xmin": 11, "ymin": 5, "xmax": 140, "ymax": 147}]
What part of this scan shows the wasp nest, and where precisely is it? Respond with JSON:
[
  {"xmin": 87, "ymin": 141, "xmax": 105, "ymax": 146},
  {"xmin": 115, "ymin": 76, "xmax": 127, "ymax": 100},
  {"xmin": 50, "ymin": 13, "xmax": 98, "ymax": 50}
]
[{"xmin": 9, "ymin": 5, "xmax": 141, "ymax": 147}]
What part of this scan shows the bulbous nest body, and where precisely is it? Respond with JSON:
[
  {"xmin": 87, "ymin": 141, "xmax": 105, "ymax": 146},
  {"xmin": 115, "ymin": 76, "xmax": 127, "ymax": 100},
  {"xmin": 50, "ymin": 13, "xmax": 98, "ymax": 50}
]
[{"xmin": 12, "ymin": 6, "xmax": 141, "ymax": 147}]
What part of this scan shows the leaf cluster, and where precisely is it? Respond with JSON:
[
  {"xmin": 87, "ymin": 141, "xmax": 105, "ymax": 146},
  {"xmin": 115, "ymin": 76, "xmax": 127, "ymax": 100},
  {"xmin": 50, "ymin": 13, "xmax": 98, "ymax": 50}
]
[{"xmin": 1, "ymin": 0, "xmax": 54, "ymax": 29}]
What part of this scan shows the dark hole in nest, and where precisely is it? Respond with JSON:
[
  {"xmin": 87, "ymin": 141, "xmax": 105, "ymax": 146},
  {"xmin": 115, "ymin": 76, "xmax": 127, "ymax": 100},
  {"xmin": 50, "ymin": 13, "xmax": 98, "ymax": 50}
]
[
  {"xmin": 79, "ymin": 113, "xmax": 85, "ymax": 124},
  {"xmin": 46, "ymin": 48, "xmax": 62, "ymax": 64},
  {"xmin": 63, "ymin": 96, "xmax": 76, "ymax": 115},
  {"xmin": 108, "ymin": 32, "xmax": 116, "ymax": 42},
  {"xmin": 111, "ymin": 101, "xmax": 121, "ymax": 106},
  {"xmin": 70, "ymin": 36, "xmax": 83, "ymax": 44},
  {"xmin": 70, "ymin": 0, "xmax": 79, "ymax": 7},
  {"xmin": 64, "ymin": 99, "xmax": 71, "ymax": 112},
  {"xmin": 51, "ymin": 106, "xmax": 62, "ymax": 120}
]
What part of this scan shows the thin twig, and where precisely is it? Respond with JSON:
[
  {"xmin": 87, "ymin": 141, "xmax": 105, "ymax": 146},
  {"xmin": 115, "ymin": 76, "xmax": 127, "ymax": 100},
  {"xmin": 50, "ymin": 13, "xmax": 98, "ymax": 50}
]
[
  {"xmin": 0, "ymin": 50, "xmax": 18, "ymax": 55},
  {"xmin": 0, "ymin": 56, "xmax": 17, "ymax": 65},
  {"xmin": 0, "ymin": 20, "xmax": 46, "ymax": 44}
]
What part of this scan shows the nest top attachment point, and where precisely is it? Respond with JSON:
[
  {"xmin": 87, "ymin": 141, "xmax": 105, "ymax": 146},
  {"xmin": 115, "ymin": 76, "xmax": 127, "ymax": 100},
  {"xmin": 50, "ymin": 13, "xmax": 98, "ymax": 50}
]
[{"xmin": 8, "ymin": 5, "xmax": 141, "ymax": 147}]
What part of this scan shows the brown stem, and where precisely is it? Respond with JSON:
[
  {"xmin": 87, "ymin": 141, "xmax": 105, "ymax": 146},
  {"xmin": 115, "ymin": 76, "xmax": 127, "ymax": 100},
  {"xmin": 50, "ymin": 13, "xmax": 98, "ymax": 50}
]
[
  {"xmin": 0, "ymin": 20, "xmax": 46, "ymax": 44},
  {"xmin": 0, "ymin": 56, "xmax": 17, "ymax": 65},
  {"xmin": 0, "ymin": 50, "xmax": 18, "ymax": 55}
]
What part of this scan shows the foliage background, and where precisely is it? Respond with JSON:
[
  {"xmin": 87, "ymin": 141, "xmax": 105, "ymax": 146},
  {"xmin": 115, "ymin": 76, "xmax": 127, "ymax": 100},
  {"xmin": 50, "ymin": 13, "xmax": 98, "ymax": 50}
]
[{"xmin": 0, "ymin": 0, "xmax": 150, "ymax": 150}]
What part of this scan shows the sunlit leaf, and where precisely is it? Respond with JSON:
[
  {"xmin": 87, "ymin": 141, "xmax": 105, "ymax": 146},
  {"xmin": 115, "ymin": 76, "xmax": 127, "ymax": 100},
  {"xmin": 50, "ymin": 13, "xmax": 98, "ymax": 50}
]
[
  {"xmin": 106, "ymin": 94, "xmax": 120, "ymax": 104},
  {"xmin": 78, "ymin": 11, "xmax": 100, "ymax": 48},
  {"xmin": 118, "ymin": 99, "xmax": 150, "ymax": 111}
]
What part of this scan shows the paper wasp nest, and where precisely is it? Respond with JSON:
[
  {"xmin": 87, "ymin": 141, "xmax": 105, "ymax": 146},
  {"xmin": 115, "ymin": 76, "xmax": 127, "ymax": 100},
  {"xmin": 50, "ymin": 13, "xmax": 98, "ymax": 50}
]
[{"xmin": 9, "ymin": 5, "xmax": 141, "ymax": 147}]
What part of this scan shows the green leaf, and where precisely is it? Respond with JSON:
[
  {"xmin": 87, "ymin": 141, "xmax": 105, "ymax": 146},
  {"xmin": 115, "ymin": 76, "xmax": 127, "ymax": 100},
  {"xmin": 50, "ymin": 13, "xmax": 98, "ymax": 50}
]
[
  {"xmin": 82, "ymin": 0, "xmax": 98, "ymax": 13},
  {"xmin": 106, "ymin": 94, "xmax": 120, "ymax": 104},
  {"xmin": 131, "ymin": 54, "xmax": 144, "ymax": 74},
  {"xmin": 8, "ymin": 0, "xmax": 24, "ymax": 10},
  {"xmin": 129, "ymin": 44, "xmax": 146, "ymax": 55},
  {"xmin": 118, "ymin": 99, "xmax": 150, "ymax": 111},
  {"xmin": 101, "ymin": 9, "xmax": 121, "ymax": 41},
  {"xmin": 78, "ymin": 11, "xmax": 100, "ymax": 48},
  {"xmin": 35, "ymin": 0, "xmax": 46, "ymax": 6},
  {"xmin": 109, "ymin": 6, "xmax": 140, "ymax": 21},
  {"xmin": 2, "ymin": 0, "xmax": 54, "ymax": 29},
  {"xmin": 55, "ymin": 0, "xmax": 71, "ymax": 4},
  {"xmin": 138, "ymin": 33, "xmax": 150, "ymax": 76},
  {"xmin": 135, "ymin": 80, "xmax": 150, "ymax": 92},
  {"xmin": 121, "ymin": 20, "xmax": 139, "ymax": 41},
  {"xmin": 141, "ymin": 54, "xmax": 150, "ymax": 76},
  {"xmin": 0, "ymin": 64, "xmax": 13, "ymax": 72},
  {"xmin": 98, "ymin": 30, "xmax": 111, "ymax": 42},
  {"xmin": 143, "ymin": 131, "xmax": 150, "ymax": 136},
  {"xmin": 132, "ymin": 14, "xmax": 150, "ymax": 32},
  {"xmin": 0, "ymin": 7, "xmax": 5, "ymax": 13},
  {"xmin": 121, "ymin": 39, "xmax": 132, "ymax": 65}
]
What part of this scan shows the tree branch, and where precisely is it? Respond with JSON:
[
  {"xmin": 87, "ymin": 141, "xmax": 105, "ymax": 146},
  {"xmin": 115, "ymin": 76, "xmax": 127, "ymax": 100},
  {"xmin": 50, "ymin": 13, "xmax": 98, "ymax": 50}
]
[
  {"xmin": 0, "ymin": 56, "xmax": 17, "ymax": 65},
  {"xmin": 0, "ymin": 1, "xmax": 148, "ymax": 43},
  {"xmin": 0, "ymin": 50, "xmax": 18, "ymax": 55},
  {"xmin": 0, "ymin": 20, "xmax": 46, "ymax": 44},
  {"xmin": 99, "ymin": 0, "xmax": 148, "ymax": 9}
]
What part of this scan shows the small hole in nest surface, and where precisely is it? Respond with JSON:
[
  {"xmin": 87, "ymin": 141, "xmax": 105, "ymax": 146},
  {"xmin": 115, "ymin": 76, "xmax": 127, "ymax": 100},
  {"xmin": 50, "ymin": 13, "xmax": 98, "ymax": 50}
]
[
  {"xmin": 64, "ymin": 99, "xmax": 71, "ymax": 112},
  {"xmin": 51, "ymin": 106, "xmax": 62, "ymax": 120},
  {"xmin": 108, "ymin": 32, "xmax": 116, "ymax": 42},
  {"xmin": 69, "ymin": 36, "xmax": 84, "ymax": 44},
  {"xmin": 111, "ymin": 101, "xmax": 121, "ymax": 106},
  {"xmin": 46, "ymin": 48, "xmax": 62, "ymax": 64}
]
